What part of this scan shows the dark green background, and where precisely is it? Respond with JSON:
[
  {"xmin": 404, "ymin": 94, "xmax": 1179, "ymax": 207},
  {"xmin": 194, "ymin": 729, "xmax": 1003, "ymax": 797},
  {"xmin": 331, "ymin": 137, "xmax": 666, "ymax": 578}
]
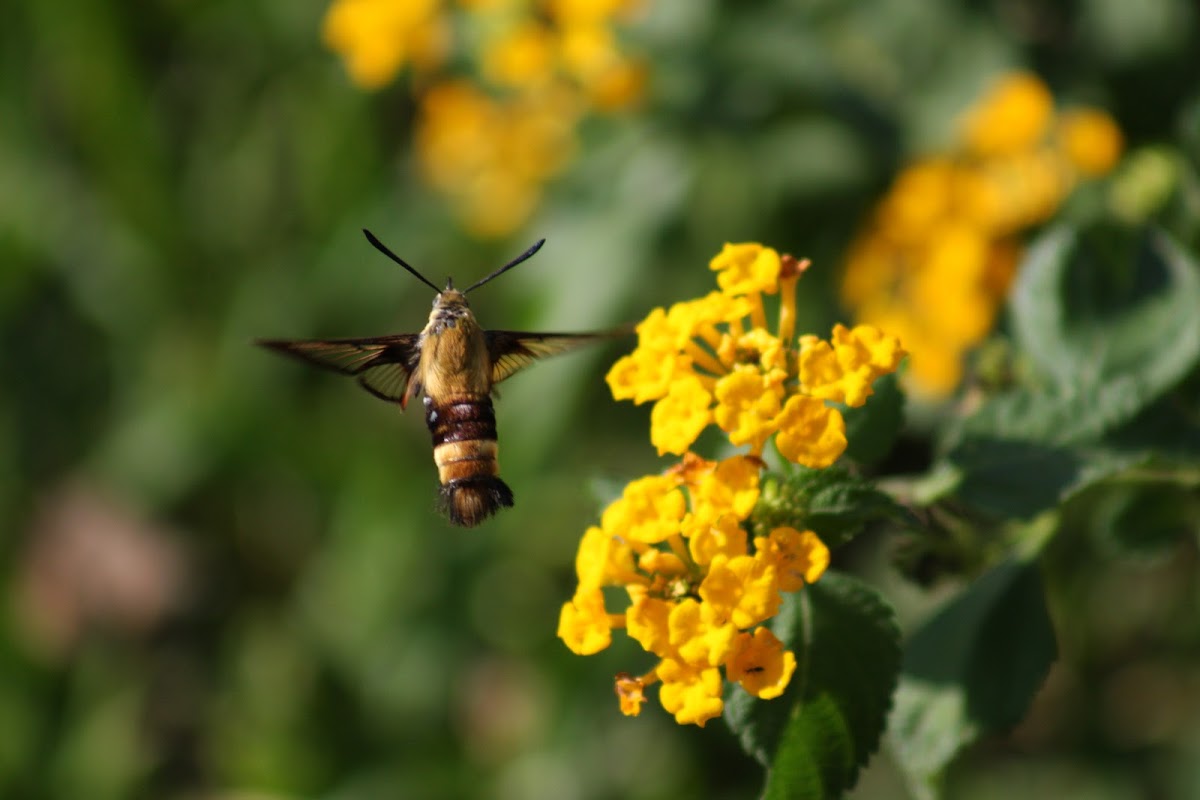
[{"xmin": 2, "ymin": 0, "xmax": 1198, "ymax": 797}]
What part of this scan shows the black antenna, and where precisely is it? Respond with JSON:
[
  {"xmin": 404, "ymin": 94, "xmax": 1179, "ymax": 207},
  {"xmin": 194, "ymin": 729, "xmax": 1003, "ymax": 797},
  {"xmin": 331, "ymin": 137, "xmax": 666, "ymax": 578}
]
[
  {"xmin": 363, "ymin": 229, "xmax": 441, "ymax": 293},
  {"xmin": 463, "ymin": 239, "xmax": 546, "ymax": 294}
]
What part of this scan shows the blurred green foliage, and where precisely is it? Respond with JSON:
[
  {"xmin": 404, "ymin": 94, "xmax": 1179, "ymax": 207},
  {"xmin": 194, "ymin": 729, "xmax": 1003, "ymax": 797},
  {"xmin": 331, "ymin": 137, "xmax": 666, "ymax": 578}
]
[{"xmin": 2, "ymin": 0, "xmax": 1199, "ymax": 798}]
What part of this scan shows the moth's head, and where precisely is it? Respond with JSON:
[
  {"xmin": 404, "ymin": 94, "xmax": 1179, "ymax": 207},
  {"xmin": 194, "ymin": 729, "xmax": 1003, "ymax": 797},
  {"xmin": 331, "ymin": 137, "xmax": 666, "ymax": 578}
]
[{"xmin": 433, "ymin": 285, "xmax": 470, "ymax": 315}]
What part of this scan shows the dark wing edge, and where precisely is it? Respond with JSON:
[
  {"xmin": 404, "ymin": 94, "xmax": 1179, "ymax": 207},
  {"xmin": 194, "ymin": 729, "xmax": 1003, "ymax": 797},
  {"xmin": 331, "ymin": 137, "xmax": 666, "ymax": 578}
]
[
  {"xmin": 256, "ymin": 334, "xmax": 422, "ymax": 407},
  {"xmin": 485, "ymin": 327, "xmax": 631, "ymax": 385}
]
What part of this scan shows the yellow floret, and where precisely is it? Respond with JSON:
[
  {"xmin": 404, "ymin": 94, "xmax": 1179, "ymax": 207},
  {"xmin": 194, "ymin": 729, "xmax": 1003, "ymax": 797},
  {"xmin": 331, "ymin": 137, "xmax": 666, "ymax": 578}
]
[
  {"xmin": 773, "ymin": 395, "xmax": 847, "ymax": 468},
  {"xmin": 558, "ymin": 588, "xmax": 613, "ymax": 655},
  {"xmin": 726, "ymin": 627, "xmax": 797, "ymax": 700}
]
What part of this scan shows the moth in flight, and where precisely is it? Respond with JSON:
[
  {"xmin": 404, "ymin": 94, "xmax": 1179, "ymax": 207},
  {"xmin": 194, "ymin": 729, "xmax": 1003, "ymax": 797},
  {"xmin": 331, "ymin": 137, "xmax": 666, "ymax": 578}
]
[{"xmin": 259, "ymin": 230, "xmax": 617, "ymax": 527}]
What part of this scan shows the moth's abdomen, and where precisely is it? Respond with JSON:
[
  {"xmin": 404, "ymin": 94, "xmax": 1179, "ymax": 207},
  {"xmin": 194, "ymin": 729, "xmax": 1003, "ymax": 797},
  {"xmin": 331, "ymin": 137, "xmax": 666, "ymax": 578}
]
[{"xmin": 425, "ymin": 396, "xmax": 513, "ymax": 527}]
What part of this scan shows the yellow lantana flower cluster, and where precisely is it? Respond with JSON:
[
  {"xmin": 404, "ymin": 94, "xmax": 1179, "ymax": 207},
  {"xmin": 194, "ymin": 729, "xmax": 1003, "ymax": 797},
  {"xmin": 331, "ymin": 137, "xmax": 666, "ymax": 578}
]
[
  {"xmin": 322, "ymin": 0, "xmax": 645, "ymax": 236},
  {"xmin": 559, "ymin": 244, "xmax": 905, "ymax": 726},
  {"xmin": 841, "ymin": 71, "xmax": 1123, "ymax": 397},
  {"xmin": 559, "ymin": 454, "xmax": 830, "ymax": 726},
  {"xmin": 609, "ymin": 244, "xmax": 906, "ymax": 466}
]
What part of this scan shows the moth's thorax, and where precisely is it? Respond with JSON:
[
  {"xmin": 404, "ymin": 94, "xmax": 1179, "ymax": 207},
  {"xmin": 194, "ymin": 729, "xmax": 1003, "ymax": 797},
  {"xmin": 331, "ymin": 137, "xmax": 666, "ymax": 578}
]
[{"xmin": 419, "ymin": 289, "xmax": 491, "ymax": 396}]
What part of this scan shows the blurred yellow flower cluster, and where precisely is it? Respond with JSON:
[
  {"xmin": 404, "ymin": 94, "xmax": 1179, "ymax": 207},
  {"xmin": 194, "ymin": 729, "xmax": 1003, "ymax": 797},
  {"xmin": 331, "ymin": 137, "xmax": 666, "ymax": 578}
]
[
  {"xmin": 559, "ymin": 244, "xmax": 905, "ymax": 725},
  {"xmin": 841, "ymin": 72, "xmax": 1123, "ymax": 396},
  {"xmin": 322, "ymin": 0, "xmax": 645, "ymax": 236}
]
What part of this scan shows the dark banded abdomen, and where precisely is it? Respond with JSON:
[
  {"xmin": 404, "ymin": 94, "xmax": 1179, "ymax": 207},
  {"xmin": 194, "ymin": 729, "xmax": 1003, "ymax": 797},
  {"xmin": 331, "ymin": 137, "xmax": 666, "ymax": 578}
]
[{"xmin": 424, "ymin": 395, "xmax": 513, "ymax": 527}]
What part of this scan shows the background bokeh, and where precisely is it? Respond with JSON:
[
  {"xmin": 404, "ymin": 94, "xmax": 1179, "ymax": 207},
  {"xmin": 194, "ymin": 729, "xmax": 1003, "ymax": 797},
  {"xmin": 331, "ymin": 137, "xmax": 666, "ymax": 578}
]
[{"xmin": 2, "ymin": 0, "xmax": 1198, "ymax": 798}]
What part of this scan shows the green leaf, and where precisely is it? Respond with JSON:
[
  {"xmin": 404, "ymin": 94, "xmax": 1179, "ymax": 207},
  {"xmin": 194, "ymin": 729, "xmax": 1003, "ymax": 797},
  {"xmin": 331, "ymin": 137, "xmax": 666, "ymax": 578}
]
[
  {"xmin": 1008, "ymin": 227, "xmax": 1086, "ymax": 385},
  {"xmin": 889, "ymin": 559, "xmax": 1057, "ymax": 799},
  {"xmin": 1090, "ymin": 480, "xmax": 1200, "ymax": 559},
  {"xmin": 754, "ymin": 467, "xmax": 916, "ymax": 548},
  {"xmin": 841, "ymin": 372, "xmax": 906, "ymax": 466},
  {"xmin": 804, "ymin": 481, "xmax": 918, "ymax": 547},
  {"xmin": 947, "ymin": 434, "xmax": 1144, "ymax": 519},
  {"xmin": 1010, "ymin": 226, "xmax": 1200, "ymax": 405},
  {"xmin": 949, "ymin": 378, "xmax": 1148, "ymax": 448},
  {"xmin": 1103, "ymin": 374, "xmax": 1200, "ymax": 457},
  {"xmin": 725, "ymin": 572, "xmax": 901, "ymax": 800},
  {"xmin": 939, "ymin": 228, "xmax": 1200, "ymax": 518},
  {"xmin": 943, "ymin": 371, "xmax": 1200, "ymax": 519}
]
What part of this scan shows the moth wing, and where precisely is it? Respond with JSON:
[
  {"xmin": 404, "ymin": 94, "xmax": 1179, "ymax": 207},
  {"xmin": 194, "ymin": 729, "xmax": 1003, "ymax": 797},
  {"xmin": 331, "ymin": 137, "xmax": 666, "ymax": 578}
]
[
  {"xmin": 485, "ymin": 330, "xmax": 615, "ymax": 385},
  {"xmin": 257, "ymin": 334, "xmax": 422, "ymax": 407}
]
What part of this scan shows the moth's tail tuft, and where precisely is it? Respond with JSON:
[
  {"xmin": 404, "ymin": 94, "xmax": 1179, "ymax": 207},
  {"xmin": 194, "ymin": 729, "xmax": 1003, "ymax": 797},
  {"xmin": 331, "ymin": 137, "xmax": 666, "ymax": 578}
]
[{"xmin": 439, "ymin": 476, "xmax": 514, "ymax": 527}]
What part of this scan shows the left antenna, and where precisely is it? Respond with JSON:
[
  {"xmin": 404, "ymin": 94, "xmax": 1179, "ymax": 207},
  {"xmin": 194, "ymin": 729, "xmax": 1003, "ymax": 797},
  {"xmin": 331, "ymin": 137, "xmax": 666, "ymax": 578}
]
[{"xmin": 363, "ymin": 229, "xmax": 440, "ymax": 293}]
